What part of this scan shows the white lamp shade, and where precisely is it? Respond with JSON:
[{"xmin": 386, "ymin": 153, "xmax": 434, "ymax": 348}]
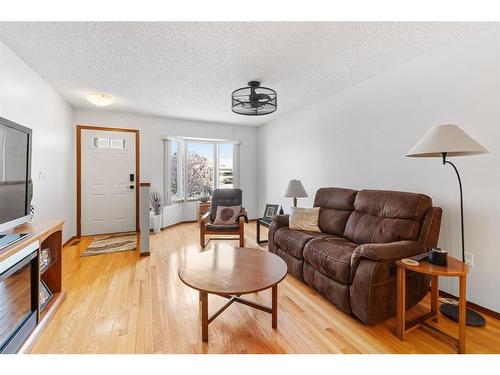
[
  {"xmin": 406, "ymin": 124, "xmax": 489, "ymax": 157},
  {"xmin": 284, "ymin": 179, "xmax": 308, "ymax": 198}
]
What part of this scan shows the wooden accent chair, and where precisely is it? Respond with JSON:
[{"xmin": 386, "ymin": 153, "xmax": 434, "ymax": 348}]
[{"xmin": 200, "ymin": 188, "xmax": 248, "ymax": 248}]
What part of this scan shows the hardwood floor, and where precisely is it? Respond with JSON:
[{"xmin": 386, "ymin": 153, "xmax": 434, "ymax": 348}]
[{"xmin": 30, "ymin": 222, "xmax": 500, "ymax": 354}]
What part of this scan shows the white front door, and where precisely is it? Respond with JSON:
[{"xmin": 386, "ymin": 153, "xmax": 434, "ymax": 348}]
[{"xmin": 81, "ymin": 129, "xmax": 136, "ymax": 236}]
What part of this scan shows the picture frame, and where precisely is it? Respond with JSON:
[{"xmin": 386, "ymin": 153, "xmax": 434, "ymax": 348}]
[
  {"xmin": 263, "ymin": 204, "xmax": 279, "ymax": 220},
  {"xmin": 40, "ymin": 247, "xmax": 52, "ymax": 273},
  {"xmin": 40, "ymin": 280, "xmax": 53, "ymax": 310}
]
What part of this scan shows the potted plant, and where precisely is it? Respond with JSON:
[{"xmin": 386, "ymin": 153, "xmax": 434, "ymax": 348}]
[
  {"xmin": 199, "ymin": 186, "xmax": 212, "ymax": 202},
  {"xmin": 150, "ymin": 190, "xmax": 162, "ymax": 234}
]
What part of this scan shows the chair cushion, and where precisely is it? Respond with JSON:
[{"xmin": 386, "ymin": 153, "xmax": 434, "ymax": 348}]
[
  {"xmin": 205, "ymin": 223, "xmax": 240, "ymax": 230},
  {"xmin": 274, "ymin": 227, "xmax": 325, "ymax": 259},
  {"xmin": 303, "ymin": 236, "xmax": 358, "ymax": 284}
]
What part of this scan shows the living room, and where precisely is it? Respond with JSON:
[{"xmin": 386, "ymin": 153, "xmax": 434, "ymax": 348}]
[{"xmin": 0, "ymin": 1, "xmax": 499, "ymax": 372}]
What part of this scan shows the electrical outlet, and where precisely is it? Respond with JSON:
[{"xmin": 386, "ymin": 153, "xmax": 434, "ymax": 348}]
[{"xmin": 465, "ymin": 252, "xmax": 474, "ymax": 267}]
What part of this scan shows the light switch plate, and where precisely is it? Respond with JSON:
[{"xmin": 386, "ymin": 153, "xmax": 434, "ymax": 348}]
[{"xmin": 39, "ymin": 170, "xmax": 48, "ymax": 180}]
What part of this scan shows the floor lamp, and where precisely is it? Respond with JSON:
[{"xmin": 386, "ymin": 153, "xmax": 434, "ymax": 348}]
[{"xmin": 407, "ymin": 124, "xmax": 489, "ymax": 326}]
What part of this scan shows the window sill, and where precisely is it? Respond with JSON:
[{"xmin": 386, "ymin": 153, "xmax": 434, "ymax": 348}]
[{"xmin": 171, "ymin": 198, "xmax": 211, "ymax": 204}]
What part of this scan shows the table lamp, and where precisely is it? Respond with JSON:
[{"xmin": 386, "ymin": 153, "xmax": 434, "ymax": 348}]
[
  {"xmin": 406, "ymin": 124, "xmax": 489, "ymax": 326},
  {"xmin": 284, "ymin": 179, "xmax": 308, "ymax": 207}
]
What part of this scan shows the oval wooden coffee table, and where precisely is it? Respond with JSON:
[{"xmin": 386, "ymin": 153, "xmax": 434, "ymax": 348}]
[{"xmin": 178, "ymin": 247, "xmax": 288, "ymax": 342}]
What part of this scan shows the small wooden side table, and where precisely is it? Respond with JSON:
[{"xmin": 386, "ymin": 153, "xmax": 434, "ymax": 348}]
[
  {"xmin": 256, "ymin": 217, "xmax": 272, "ymax": 244},
  {"xmin": 196, "ymin": 201, "xmax": 211, "ymax": 224},
  {"xmin": 396, "ymin": 256, "xmax": 468, "ymax": 354}
]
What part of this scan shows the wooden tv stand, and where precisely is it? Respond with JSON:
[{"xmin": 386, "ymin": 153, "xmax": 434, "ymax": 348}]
[{"xmin": 0, "ymin": 219, "xmax": 66, "ymax": 353}]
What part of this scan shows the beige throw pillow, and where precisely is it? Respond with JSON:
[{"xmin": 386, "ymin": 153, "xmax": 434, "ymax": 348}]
[
  {"xmin": 289, "ymin": 207, "xmax": 321, "ymax": 232},
  {"xmin": 214, "ymin": 205, "xmax": 241, "ymax": 225}
]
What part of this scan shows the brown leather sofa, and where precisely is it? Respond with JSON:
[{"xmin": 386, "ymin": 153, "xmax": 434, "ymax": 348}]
[{"xmin": 268, "ymin": 188, "xmax": 442, "ymax": 324}]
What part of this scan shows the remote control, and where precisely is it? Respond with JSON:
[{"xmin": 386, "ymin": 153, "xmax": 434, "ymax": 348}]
[{"xmin": 411, "ymin": 252, "xmax": 429, "ymax": 262}]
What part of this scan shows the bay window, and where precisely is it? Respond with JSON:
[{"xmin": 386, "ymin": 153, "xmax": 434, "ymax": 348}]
[{"xmin": 164, "ymin": 137, "xmax": 240, "ymax": 204}]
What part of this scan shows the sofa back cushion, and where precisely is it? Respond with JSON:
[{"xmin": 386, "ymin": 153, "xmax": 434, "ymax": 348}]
[
  {"xmin": 314, "ymin": 188, "xmax": 358, "ymax": 236},
  {"xmin": 343, "ymin": 189, "xmax": 432, "ymax": 244}
]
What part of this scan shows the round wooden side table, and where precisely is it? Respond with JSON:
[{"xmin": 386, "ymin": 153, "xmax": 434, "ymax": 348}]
[{"xmin": 396, "ymin": 256, "xmax": 468, "ymax": 354}]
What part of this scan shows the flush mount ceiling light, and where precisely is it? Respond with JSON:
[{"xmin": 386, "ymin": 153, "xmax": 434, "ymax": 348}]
[
  {"xmin": 231, "ymin": 81, "xmax": 277, "ymax": 116},
  {"xmin": 85, "ymin": 92, "xmax": 115, "ymax": 107}
]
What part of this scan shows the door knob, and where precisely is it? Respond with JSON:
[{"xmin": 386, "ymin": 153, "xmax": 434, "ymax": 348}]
[{"xmin": 129, "ymin": 185, "xmax": 134, "ymax": 190}]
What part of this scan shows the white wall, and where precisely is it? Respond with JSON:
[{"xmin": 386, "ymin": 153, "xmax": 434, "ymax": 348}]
[
  {"xmin": 258, "ymin": 30, "xmax": 500, "ymax": 312},
  {"xmin": 73, "ymin": 109, "xmax": 259, "ymax": 226},
  {"xmin": 0, "ymin": 41, "xmax": 75, "ymax": 241}
]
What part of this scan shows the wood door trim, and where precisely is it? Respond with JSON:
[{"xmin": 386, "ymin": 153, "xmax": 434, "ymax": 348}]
[{"xmin": 76, "ymin": 125, "xmax": 140, "ymax": 237}]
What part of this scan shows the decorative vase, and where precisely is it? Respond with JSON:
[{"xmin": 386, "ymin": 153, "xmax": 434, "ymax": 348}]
[
  {"xmin": 152, "ymin": 214, "xmax": 162, "ymax": 234},
  {"xmin": 279, "ymin": 206, "xmax": 284, "ymax": 215}
]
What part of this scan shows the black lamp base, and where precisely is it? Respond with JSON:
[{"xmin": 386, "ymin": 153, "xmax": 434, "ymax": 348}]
[{"xmin": 440, "ymin": 303, "xmax": 486, "ymax": 326}]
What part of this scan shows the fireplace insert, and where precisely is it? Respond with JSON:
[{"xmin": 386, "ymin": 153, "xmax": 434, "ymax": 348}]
[{"xmin": 0, "ymin": 241, "xmax": 38, "ymax": 353}]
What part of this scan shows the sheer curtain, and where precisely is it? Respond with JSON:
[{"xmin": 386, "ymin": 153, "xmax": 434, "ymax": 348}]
[{"xmin": 163, "ymin": 138, "xmax": 172, "ymax": 206}]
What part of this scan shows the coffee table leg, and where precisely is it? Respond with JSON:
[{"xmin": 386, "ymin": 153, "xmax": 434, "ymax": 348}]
[
  {"xmin": 272, "ymin": 285, "xmax": 278, "ymax": 329},
  {"xmin": 200, "ymin": 291, "xmax": 208, "ymax": 342}
]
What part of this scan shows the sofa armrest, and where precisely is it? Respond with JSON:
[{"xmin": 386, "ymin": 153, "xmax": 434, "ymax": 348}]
[
  {"xmin": 350, "ymin": 240, "xmax": 426, "ymax": 281},
  {"xmin": 355, "ymin": 240, "xmax": 426, "ymax": 262},
  {"xmin": 268, "ymin": 214, "xmax": 290, "ymax": 253},
  {"xmin": 272, "ymin": 214, "xmax": 289, "ymax": 229}
]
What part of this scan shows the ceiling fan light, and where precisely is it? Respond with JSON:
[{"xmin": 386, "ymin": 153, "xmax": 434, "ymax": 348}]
[{"xmin": 85, "ymin": 92, "xmax": 115, "ymax": 107}]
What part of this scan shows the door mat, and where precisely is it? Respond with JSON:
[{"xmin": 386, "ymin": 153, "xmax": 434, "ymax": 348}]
[{"xmin": 81, "ymin": 232, "xmax": 137, "ymax": 257}]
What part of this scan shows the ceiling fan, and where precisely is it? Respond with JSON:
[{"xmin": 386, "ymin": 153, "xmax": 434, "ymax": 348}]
[{"xmin": 231, "ymin": 81, "xmax": 277, "ymax": 116}]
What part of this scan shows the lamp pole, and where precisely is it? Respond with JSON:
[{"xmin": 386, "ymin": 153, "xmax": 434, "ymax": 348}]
[
  {"xmin": 440, "ymin": 152, "xmax": 485, "ymax": 326},
  {"xmin": 441, "ymin": 152, "xmax": 465, "ymax": 262}
]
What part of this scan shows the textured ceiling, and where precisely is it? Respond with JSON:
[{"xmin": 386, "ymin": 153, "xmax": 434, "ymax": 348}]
[{"xmin": 0, "ymin": 22, "xmax": 494, "ymax": 126}]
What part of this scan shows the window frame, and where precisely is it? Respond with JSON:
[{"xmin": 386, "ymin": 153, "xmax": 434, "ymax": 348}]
[{"xmin": 164, "ymin": 137, "xmax": 239, "ymax": 204}]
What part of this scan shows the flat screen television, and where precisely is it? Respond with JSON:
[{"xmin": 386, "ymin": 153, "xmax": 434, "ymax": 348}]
[{"xmin": 0, "ymin": 116, "xmax": 32, "ymax": 238}]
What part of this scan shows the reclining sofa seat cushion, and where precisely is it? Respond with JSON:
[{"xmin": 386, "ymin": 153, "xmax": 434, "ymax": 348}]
[
  {"xmin": 274, "ymin": 228, "xmax": 325, "ymax": 259},
  {"xmin": 303, "ymin": 235, "xmax": 358, "ymax": 284}
]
